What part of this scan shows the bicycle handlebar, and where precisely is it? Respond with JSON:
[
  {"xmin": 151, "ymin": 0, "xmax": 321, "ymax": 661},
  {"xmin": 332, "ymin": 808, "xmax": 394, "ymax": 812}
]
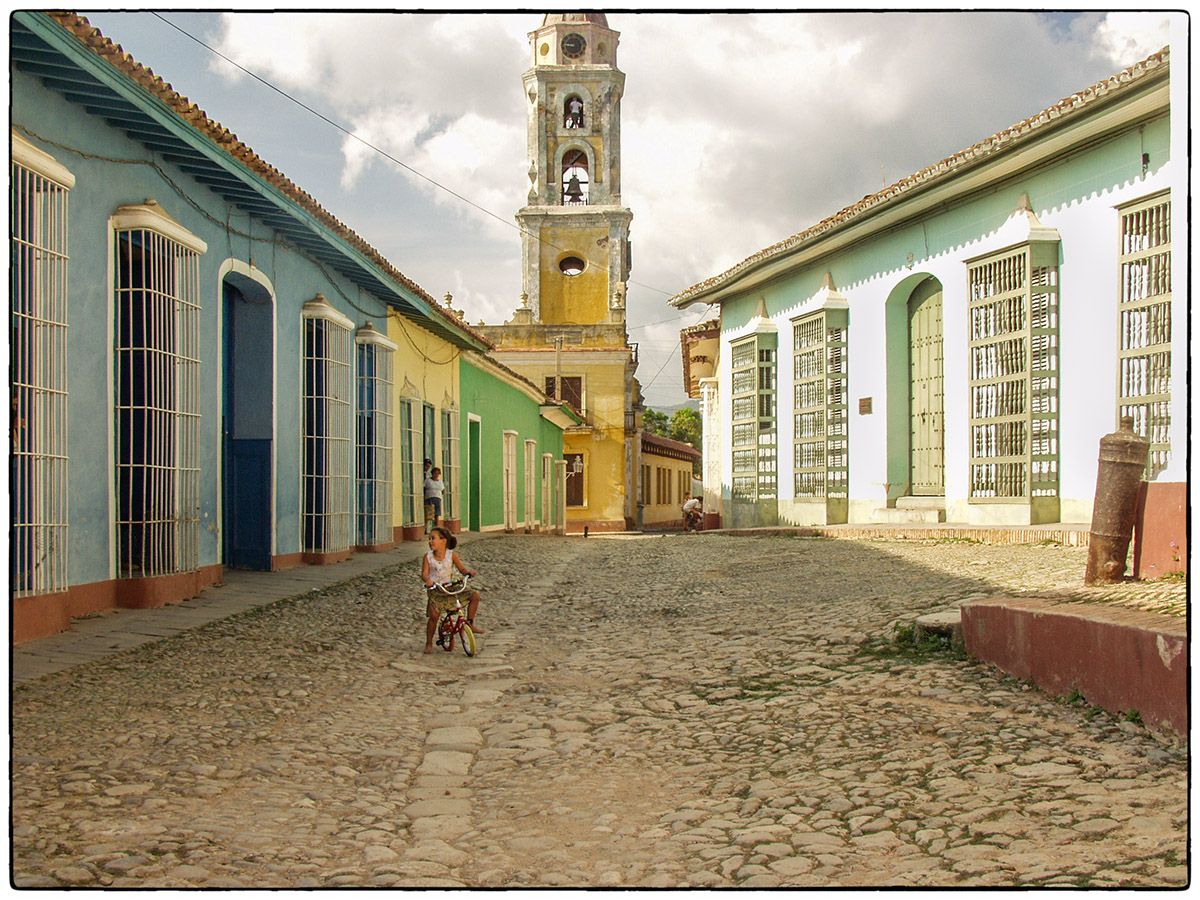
[{"xmin": 429, "ymin": 573, "xmax": 473, "ymax": 595}]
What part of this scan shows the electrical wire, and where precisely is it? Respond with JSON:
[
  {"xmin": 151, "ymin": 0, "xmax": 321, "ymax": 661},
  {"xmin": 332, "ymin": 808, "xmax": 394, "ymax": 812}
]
[{"xmin": 150, "ymin": 12, "xmax": 681, "ymax": 299}]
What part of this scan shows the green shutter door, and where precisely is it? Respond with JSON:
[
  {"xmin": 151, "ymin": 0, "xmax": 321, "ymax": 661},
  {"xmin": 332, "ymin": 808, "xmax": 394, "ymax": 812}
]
[{"xmin": 908, "ymin": 281, "xmax": 944, "ymax": 495}]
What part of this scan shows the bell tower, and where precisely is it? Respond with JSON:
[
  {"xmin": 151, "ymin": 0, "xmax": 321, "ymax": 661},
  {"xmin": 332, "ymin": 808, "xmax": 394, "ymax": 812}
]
[
  {"xmin": 518, "ymin": 12, "xmax": 632, "ymax": 328},
  {"xmin": 476, "ymin": 14, "xmax": 642, "ymax": 535}
]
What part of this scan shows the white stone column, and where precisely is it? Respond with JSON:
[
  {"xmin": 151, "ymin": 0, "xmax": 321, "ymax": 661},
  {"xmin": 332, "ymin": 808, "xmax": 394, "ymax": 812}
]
[
  {"xmin": 700, "ymin": 377, "xmax": 722, "ymax": 523},
  {"xmin": 554, "ymin": 459, "xmax": 568, "ymax": 535}
]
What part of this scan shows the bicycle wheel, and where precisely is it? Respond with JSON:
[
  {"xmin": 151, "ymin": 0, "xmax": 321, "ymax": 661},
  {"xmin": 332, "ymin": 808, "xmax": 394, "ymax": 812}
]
[
  {"xmin": 458, "ymin": 622, "xmax": 477, "ymax": 657},
  {"xmin": 438, "ymin": 614, "xmax": 455, "ymax": 652}
]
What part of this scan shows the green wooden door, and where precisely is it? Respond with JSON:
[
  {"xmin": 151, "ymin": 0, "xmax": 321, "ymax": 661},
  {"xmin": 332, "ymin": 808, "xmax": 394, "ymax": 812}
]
[{"xmin": 908, "ymin": 280, "xmax": 944, "ymax": 495}]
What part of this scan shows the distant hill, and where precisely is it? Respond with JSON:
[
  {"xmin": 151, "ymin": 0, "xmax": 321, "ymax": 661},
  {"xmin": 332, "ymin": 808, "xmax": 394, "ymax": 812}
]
[{"xmin": 646, "ymin": 399, "xmax": 699, "ymax": 415}]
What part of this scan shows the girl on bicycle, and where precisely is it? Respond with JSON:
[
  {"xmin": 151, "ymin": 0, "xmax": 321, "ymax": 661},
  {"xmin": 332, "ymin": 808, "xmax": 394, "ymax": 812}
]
[{"xmin": 422, "ymin": 526, "xmax": 482, "ymax": 653}]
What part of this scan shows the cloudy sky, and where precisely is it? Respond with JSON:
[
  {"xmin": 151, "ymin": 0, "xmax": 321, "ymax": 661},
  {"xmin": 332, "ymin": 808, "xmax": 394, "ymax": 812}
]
[{"xmin": 83, "ymin": 8, "xmax": 1177, "ymax": 409}]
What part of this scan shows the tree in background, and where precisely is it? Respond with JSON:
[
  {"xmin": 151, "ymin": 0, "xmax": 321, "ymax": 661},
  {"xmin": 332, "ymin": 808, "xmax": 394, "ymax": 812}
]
[
  {"xmin": 643, "ymin": 408, "xmax": 670, "ymax": 437},
  {"xmin": 669, "ymin": 407, "xmax": 702, "ymax": 449}
]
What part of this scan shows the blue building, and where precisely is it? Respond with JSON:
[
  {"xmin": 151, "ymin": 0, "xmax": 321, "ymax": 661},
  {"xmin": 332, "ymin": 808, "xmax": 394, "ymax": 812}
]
[{"xmin": 10, "ymin": 12, "xmax": 552, "ymax": 641}]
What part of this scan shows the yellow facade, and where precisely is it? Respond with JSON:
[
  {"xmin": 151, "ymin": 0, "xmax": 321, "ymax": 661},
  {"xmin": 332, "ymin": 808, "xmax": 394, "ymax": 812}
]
[
  {"xmin": 385, "ymin": 311, "xmax": 461, "ymax": 535},
  {"xmin": 640, "ymin": 434, "xmax": 701, "ymax": 528},
  {"xmin": 538, "ymin": 222, "xmax": 610, "ymax": 325}
]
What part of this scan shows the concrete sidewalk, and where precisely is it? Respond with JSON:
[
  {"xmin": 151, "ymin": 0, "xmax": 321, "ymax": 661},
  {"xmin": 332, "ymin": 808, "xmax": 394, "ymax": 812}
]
[{"xmin": 11, "ymin": 533, "xmax": 490, "ymax": 685}]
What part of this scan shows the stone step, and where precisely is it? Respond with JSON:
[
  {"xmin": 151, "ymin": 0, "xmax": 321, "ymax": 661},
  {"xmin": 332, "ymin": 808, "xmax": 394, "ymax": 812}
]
[
  {"xmin": 896, "ymin": 496, "xmax": 946, "ymax": 510},
  {"xmin": 868, "ymin": 506, "xmax": 945, "ymax": 524}
]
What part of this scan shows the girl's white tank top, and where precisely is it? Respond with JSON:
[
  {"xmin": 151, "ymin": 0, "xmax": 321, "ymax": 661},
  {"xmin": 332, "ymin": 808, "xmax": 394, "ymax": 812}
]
[{"xmin": 426, "ymin": 550, "xmax": 455, "ymax": 585}]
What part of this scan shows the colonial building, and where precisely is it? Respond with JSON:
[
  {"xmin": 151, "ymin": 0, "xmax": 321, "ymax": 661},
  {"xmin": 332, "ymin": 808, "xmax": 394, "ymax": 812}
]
[
  {"xmin": 639, "ymin": 432, "xmax": 702, "ymax": 529},
  {"xmin": 9, "ymin": 11, "xmax": 570, "ymax": 642},
  {"xmin": 476, "ymin": 13, "xmax": 642, "ymax": 533},
  {"xmin": 674, "ymin": 49, "xmax": 1185, "ymax": 572}
]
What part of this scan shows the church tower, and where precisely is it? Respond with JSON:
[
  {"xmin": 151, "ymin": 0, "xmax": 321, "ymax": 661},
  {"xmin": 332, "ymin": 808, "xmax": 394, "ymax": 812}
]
[
  {"xmin": 518, "ymin": 13, "xmax": 632, "ymax": 327},
  {"xmin": 477, "ymin": 13, "xmax": 641, "ymax": 533}
]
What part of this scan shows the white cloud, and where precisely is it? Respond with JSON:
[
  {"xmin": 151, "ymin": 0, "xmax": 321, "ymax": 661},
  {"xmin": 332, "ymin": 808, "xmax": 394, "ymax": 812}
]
[
  {"xmin": 181, "ymin": 10, "xmax": 1162, "ymax": 407},
  {"xmin": 1092, "ymin": 12, "xmax": 1171, "ymax": 67}
]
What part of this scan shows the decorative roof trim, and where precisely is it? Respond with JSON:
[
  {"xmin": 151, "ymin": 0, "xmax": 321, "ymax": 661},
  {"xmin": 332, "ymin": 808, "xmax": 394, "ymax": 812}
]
[
  {"xmin": 671, "ymin": 47, "xmax": 1170, "ymax": 307},
  {"xmin": 11, "ymin": 130, "xmax": 76, "ymax": 188},
  {"xmin": 111, "ymin": 198, "xmax": 207, "ymax": 254}
]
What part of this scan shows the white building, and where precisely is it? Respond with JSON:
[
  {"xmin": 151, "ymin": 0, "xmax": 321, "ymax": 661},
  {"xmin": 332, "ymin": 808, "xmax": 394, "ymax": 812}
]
[{"xmin": 674, "ymin": 49, "xmax": 1184, "ymax": 542}]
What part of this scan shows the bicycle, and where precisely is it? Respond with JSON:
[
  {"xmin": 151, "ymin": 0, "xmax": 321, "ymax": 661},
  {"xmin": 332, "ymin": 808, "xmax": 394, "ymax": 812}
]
[{"xmin": 429, "ymin": 575, "xmax": 477, "ymax": 657}]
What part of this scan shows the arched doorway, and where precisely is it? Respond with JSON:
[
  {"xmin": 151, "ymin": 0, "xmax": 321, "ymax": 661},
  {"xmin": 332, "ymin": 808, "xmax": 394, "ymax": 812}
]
[
  {"xmin": 907, "ymin": 277, "xmax": 944, "ymax": 496},
  {"xmin": 221, "ymin": 270, "xmax": 274, "ymax": 570}
]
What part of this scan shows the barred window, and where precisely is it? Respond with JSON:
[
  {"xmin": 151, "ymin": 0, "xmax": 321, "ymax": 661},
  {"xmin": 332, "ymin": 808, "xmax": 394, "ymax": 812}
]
[
  {"xmin": 730, "ymin": 333, "xmax": 777, "ymax": 501},
  {"xmin": 301, "ymin": 296, "xmax": 353, "ymax": 554},
  {"xmin": 967, "ymin": 240, "xmax": 1059, "ymax": 503},
  {"xmin": 113, "ymin": 202, "xmax": 205, "ymax": 578},
  {"xmin": 441, "ymin": 408, "xmax": 460, "ymax": 520},
  {"xmin": 1117, "ymin": 193, "xmax": 1171, "ymax": 478},
  {"xmin": 399, "ymin": 398, "xmax": 421, "ymax": 526},
  {"xmin": 11, "ymin": 136, "xmax": 73, "ymax": 597},
  {"xmin": 792, "ymin": 310, "xmax": 848, "ymax": 501},
  {"xmin": 355, "ymin": 325, "xmax": 395, "ymax": 547}
]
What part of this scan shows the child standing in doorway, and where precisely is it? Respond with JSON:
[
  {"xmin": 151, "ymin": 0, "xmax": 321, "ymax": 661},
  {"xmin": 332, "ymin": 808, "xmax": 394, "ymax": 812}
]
[
  {"xmin": 421, "ymin": 527, "xmax": 482, "ymax": 653},
  {"xmin": 424, "ymin": 466, "xmax": 445, "ymax": 529}
]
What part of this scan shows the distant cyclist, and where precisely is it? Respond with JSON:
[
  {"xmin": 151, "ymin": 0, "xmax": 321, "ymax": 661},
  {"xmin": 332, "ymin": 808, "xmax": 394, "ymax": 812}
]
[{"xmin": 682, "ymin": 496, "xmax": 703, "ymax": 532}]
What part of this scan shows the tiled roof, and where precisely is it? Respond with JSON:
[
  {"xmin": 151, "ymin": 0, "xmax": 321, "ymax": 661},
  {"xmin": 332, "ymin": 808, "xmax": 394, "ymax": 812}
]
[
  {"xmin": 641, "ymin": 430, "xmax": 701, "ymax": 460},
  {"xmin": 671, "ymin": 47, "xmax": 1170, "ymax": 306},
  {"xmin": 44, "ymin": 12, "xmax": 492, "ymax": 349}
]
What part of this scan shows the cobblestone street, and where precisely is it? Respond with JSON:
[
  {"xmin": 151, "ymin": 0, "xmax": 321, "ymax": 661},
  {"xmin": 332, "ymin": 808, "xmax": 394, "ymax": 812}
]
[{"xmin": 11, "ymin": 534, "xmax": 1187, "ymax": 888}]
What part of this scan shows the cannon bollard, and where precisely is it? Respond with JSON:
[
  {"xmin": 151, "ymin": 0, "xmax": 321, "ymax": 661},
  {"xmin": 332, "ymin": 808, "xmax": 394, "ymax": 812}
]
[{"xmin": 1084, "ymin": 416, "xmax": 1149, "ymax": 584}]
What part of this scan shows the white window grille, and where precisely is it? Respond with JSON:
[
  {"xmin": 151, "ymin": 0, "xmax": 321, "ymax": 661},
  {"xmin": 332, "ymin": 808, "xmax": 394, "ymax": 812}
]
[
  {"xmin": 1117, "ymin": 192, "xmax": 1171, "ymax": 478},
  {"xmin": 440, "ymin": 407, "xmax": 460, "ymax": 521},
  {"xmin": 730, "ymin": 335, "xmax": 777, "ymax": 500},
  {"xmin": 524, "ymin": 439, "xmax": 537, "ymax": 530},
  {"xmin": 399, "ymin": 397, "xmax": 421, "ymax": 526},
  {"xmin": 792, "ymin": 310, "xmax": 849, "ymax": 508},
  {"xmin": 112, "ymin": 201, "xmax": 205, "ymax": 579},
  {"xmin": 355, "ymin": 324, "xmax": 395, "ymax": 546},
  {"xmin": 966, "ymin": 240, "xmax": 1060, "ymax": 506},
  {"xmin": 301, "ymin": 295, "xmax": 353, "ymax": 555},
  {"xmin": 11, "ymin": 135, "xmax": 73, "ymax": 597}
]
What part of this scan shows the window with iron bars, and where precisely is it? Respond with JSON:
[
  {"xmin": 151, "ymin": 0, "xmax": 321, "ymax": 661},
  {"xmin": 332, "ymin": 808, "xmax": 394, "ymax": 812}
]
[
  {"xmin": 11, "ymin": 141, "xmax": 72, "ymax": 597},
  {"xmin": 114, "ymin": 210, "xmax": 204, "ymax": 579},
  {"xmin": 730, "ymin": 334, "xmax": 777, "ymax": 500},
  {"xmin": 399, "ymin": 398, "xmax": 421, "ymax": 526},
  {"xmin": 1117, "ymin": 192, "xmax": 1171, "ymax": 479},
  {"xmin": 355, "ymin": 330, "xmax": 394, "ymax": 547},
  {"xmin": 302, "ymin": 300, "xmax": 353, "ymax": 554},
  {"xmin": 441, "ymin": 408, "xmax": 460, "ymax": 520},
  {"xmin": 792, "ymin": 310, "xmax": 848, "ymax": 501},
  {"xmin": 966, "ymin": 241, "xmax": 1059, "ymax": 503}
]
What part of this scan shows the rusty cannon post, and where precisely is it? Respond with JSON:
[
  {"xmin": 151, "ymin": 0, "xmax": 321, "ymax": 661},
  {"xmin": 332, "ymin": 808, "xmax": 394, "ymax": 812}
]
[{"xmin": 1084, "ymin": 416, "xmax": 1150, "ymax": 584}]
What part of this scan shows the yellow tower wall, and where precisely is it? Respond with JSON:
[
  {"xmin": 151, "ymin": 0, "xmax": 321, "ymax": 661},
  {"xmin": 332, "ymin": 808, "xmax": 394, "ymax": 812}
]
[{"xmin": 538, "ymin": 222, "xmax": 610, "ymax": 325}]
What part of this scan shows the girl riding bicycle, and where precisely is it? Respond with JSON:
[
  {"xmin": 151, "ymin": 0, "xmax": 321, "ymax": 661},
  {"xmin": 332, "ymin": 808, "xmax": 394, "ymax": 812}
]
[{"xmin": 422, "ymin": 527, "xmax": 482, "ymax": 654}]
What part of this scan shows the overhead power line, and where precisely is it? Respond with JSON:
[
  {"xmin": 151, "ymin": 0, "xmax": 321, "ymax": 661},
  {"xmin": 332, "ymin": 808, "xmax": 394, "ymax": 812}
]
[{"xmin": 150, "ymin": 12, "xmax": 681, "ymax": 299}]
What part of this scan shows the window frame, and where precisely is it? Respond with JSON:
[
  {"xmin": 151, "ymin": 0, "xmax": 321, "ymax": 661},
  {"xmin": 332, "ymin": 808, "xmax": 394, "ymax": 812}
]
[
  {"xmin": 11, "ymin": 135, "xmax": 74, "ymax": 597},
  {"xmin": 111, "ymin": 200, "xmax": 207, "ymax": 579}
]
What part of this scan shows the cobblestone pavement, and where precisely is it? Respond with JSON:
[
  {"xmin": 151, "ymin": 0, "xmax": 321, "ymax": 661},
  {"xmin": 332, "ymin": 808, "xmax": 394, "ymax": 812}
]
[{"xmin": 11, "ymin": 534, "xmax": 1187, "ymax": 888}]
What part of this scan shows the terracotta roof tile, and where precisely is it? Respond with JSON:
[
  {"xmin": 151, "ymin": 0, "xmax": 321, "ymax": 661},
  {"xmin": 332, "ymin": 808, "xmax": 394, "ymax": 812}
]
[
  {"xmin": 671, "ymin": 47, "xmax": 1170, "ymax": 305},
  {"xmin": 43, "ymin": 12, "xmax": 492, "ymax": 349}
]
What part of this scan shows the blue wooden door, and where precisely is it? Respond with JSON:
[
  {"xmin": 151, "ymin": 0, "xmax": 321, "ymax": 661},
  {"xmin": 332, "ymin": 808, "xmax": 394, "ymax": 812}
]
[{"xmin": 222, "ymin": 281, "xmax": 272, "ymax": 570}]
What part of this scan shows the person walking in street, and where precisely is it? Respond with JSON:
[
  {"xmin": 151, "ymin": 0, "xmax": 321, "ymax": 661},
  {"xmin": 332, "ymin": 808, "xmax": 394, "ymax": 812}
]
[{"xmin": 421, "ymin": 527, "xmax": 482, "ymax": 653}]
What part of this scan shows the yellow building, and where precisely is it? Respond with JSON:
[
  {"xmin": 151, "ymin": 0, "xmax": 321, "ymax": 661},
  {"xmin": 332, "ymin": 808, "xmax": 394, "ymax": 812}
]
[
  {"xmin": 384, "ymin": 297, "xmax": 468, "ymax": 543},
  {"xmin": 477, "ymin": 13, "xmax": 641, "ymax": 532},
  {"xmin": 640, "ymin": 433, "xmax": 702, "ymax": 529}
]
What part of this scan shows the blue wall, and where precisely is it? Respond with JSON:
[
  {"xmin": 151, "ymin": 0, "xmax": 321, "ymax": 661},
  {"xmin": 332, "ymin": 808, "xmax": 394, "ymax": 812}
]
[{"xmin": 13, "ymin": 68, "xmax": 403, "ymax": 583}]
